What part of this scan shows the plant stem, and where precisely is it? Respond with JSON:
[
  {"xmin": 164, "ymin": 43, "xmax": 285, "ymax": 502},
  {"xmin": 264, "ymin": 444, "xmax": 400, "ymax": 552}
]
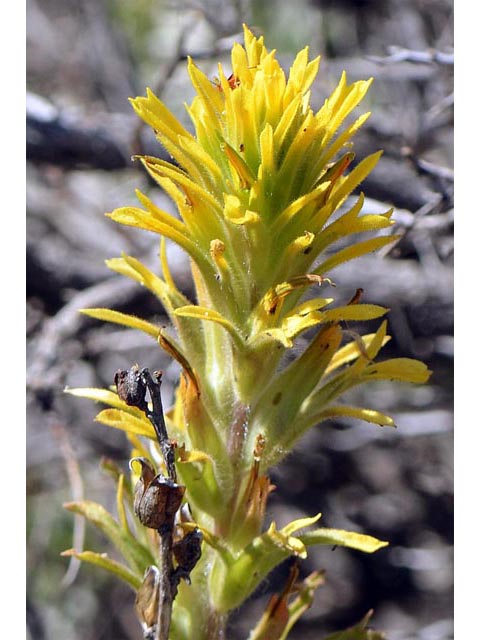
[
  {"xmin": 141, "ymin": 368, "xmax": 177, "ymax": 482},
  {"xmin": 156, "ymin": 523, "xmax": 175, "ymax": 640}
]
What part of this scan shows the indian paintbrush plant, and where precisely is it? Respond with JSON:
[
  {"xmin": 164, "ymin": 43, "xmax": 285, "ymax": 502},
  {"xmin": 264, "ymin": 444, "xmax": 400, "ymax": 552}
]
[{"xmin": 63, "ymin": 25, "xmax": 431, "ymax": 640}]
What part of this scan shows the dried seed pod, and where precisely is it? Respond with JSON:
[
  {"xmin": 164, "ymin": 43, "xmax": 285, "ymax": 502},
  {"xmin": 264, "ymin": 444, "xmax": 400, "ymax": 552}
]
[
  {"xmin": 114, "ymin": 365, "xmax": 148, "ymax": 410},
  {"xmin": 132, "ymin": 457, "xmax": 185, "ymax": 529},
  {"xmin": 135, "ymin": 565, "xmax": 160, "ymax": 633},
  {"xmin": 173, "ymin": 528, "xmax": 203, "ymax": 583}
]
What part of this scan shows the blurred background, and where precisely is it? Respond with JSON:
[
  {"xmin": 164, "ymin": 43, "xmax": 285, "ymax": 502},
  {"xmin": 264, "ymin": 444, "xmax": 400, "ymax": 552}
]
[{"xmin": 26, "ymin": 1, "xmax": 453, "ymax": 639}]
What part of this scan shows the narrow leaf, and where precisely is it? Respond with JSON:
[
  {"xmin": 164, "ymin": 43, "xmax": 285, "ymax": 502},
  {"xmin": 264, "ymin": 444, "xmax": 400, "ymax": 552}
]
[
  {"xmin": 300, "ymin": 528, "xmax": 389, "ymax": 553},
  {"xmin": 321, "ymin": 303, "xmax": 388, "ymax": 323},
  {"xmin": 116, "ymin": 474, "xmax": 130, "ymax": 533},
  {"xmin": 315, "ymin": 235, "xmax": 400, "ymax": 275},
  {"xmin": 95, "ymin": 408, "xmax": 156, "ymax": 439},
  {"xmin": 363, "ymin": 358, "xmax": 432, "ymax": 384},
  {"xmin": 314, "ymin": 405, "xmax": 396, "ymax": 427},
  {"xmin": 61, "ymin": 549, "xmax": 142, "ymax": 591},
  {"xmin": 80, "ymin": 308, "xmax": 159, "ymax": 339},
  {"xmin": 63, "ymin": 500, "xmax": 155, "ymax": 574}
]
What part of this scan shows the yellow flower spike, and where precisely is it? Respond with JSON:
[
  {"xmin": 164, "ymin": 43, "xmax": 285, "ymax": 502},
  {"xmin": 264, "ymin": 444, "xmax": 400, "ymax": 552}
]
[{"xmin": 68, "ymin": 25, "xmax": 433, "ymax": 636}]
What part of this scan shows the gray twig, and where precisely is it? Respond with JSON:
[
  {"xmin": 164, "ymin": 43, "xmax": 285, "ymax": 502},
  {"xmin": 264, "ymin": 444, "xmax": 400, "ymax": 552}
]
[{"xmin": 367, "ymin": 46, "xmax": 454, "ymax": 66}]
